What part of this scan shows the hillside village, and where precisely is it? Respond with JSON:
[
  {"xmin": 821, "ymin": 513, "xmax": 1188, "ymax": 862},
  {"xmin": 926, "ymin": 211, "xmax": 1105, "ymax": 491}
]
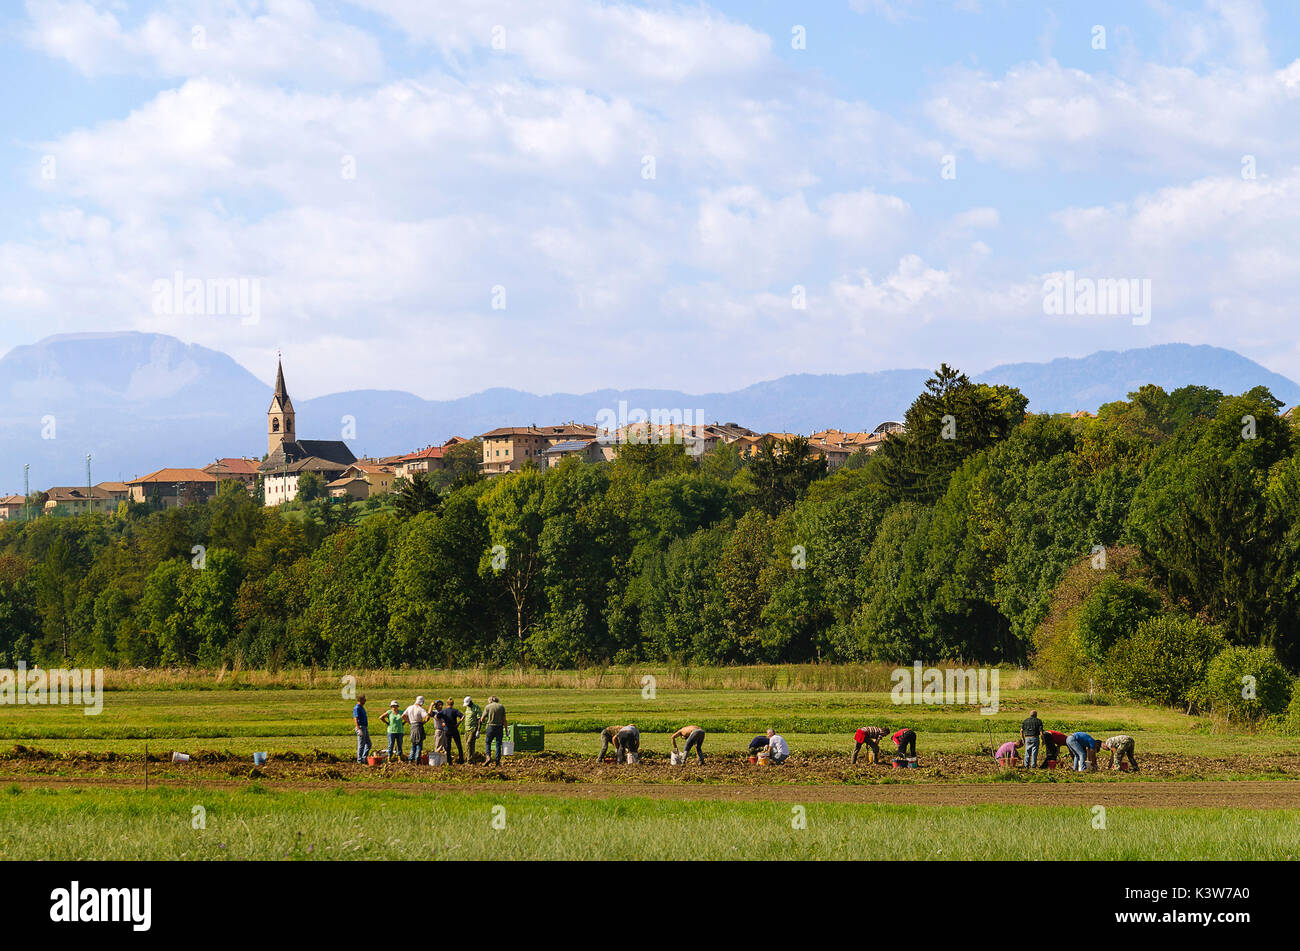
[{"xmin": 0, "ymin": 358, "xmax": 912, "ymax": 519}]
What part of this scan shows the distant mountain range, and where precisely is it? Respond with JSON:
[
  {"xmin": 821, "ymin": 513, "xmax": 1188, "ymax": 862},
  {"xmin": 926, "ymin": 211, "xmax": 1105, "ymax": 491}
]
[{"xmin": 2, "ymin": 332, "xmax": 1297, "ymax": 489}]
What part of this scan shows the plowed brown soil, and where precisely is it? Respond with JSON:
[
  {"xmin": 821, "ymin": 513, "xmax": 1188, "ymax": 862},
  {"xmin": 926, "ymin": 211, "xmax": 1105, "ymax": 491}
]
[{"xmin": 3, "ymin": 745, "xmax": 1299, "ymax": 807}]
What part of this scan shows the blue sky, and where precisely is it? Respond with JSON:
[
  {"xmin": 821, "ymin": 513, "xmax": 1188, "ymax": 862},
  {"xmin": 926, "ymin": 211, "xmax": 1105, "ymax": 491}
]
[{"xmin": 2, "ymin": 0, "xmax": 1300, "ymax": 399}]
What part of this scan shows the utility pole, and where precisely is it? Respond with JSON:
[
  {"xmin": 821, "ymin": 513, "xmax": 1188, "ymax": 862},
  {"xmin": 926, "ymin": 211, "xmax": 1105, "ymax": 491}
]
[
  {"xmin": 86, "ymin": 453, "xmax": 92, "ymax": 514},
  {"xmin": 23, "ymin": 464, "xmax": 29, "ymax": 523}
]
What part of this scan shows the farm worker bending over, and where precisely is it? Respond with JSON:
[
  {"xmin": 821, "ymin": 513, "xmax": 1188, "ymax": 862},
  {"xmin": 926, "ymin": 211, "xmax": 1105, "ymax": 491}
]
[
  {"xmin": 670, "ymin": 725, "xmax": 706, "ymax": 764},
  {"xmin": 1065, "ymin": 732, "xmax": 1099, "ymax": 771},
  {"xmin": 766, "ymin": 729, "xmax": 790, "ymax": 764},
  {"xmin": 404, "ymin": 696, "xmax": 430, "ymax": 762},
  {"xmin": 462, "ymin": 696, "xmax": 483, "ymax": 761},
  {"xmin": 852, "ymin": 726, "xmax": 891, "ymax": 764},
  {"xmin": 1020, "ymin": 710, "xmax": 1044, "ymax": 768},
  {"xmin": 748, "ymin": 735, "xmax": 770, "ymax": 756},
  {"xmin": 382, "ymin": 700, "xmax": 405, "ymax": 759},
  {"xmin": 353, "ymin": 695, "xmax": 371, "ymax": 764},
  {"xmin": 994, "ymin": 739, "xmax": 1022, "ymax": 768},
  {"xmin": 1100, "ymin": 735, "xmax": 1139, "ymax": 771},
  {"xmin": 598, "ymin": 725, "xmax": 640, "ymax": 762},
  {"xmin": 482, "ymin": 696, "xmax": 507, "ymax": 765},
  {"xmin": 1041, "ymin": 729, "xmax": 1069, "ymax": 767},
  {"xmin": 891, "ymin": 728, "xmax": 917, "ymax": 759}
]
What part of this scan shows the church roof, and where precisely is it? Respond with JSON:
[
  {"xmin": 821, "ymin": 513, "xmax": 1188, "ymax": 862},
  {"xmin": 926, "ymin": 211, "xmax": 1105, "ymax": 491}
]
[{"xmin": 259, "ymin": 440, "xmax": 356, "ymax": 472}]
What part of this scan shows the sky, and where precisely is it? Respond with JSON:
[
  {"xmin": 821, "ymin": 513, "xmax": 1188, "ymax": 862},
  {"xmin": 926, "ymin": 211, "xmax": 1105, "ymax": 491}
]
[{"xmin": 2, "ymin": 0, "xmax": 1300, "ymax": 400}]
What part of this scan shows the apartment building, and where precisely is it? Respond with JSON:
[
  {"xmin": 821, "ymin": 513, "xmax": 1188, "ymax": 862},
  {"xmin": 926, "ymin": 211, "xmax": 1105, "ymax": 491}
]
[
  {"xmin": 480, "ymin": 423, "xmax": 598, "ymax": 474},
  {"xmin": 127, "ymin": 469, "xmax": 220, "ymax": 507}
]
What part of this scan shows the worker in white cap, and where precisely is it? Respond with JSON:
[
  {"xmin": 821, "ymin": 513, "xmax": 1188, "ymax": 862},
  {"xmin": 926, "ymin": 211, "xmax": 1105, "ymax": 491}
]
[
  {"xmin": 462, "ymin": 695, "xmax": 484, "ymax": 762},
  {"xmin": 381, "ymin": 700, "xmax": 405, "ymax": 759}
]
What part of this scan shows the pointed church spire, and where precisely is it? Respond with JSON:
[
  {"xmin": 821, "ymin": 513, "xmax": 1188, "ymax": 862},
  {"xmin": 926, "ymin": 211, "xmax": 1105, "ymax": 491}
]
[
  {"xmin": 274, "ymin": 354, "xmax": 289, "ymax": 403},
  {"xmin": 268, "ymin": 353, "xmax": 295, "ymax": 456}
]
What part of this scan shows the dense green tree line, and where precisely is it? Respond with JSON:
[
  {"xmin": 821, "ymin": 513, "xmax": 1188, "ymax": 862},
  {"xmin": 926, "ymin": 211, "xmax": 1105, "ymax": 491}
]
[{"xmin": 2, "ymin": 367, "xmax": 1299, "ymax": 681}]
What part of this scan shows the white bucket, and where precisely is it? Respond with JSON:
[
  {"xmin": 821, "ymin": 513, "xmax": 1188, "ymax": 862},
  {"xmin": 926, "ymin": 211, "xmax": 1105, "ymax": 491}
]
[
  {"xmin": 501, "ymin": 741, "xmax": 515, "ymax": 757},
  {"xmin": 171, "ymin": 752, "xmax": 190, "ymax": 763},
  {"xmin": 669, "ymin": 751, "xmax": 686, "ymax": 766},
  {"xmin": 252, "ymin": 752, "xmax": 267, "ymax": 766},
  {"xmin": 626, "ymin": 751, "xmax": 640, "ymax": 764},
  {"xmin": 429, "ymin": 752, "xmax": 447, "ymax": 766}
]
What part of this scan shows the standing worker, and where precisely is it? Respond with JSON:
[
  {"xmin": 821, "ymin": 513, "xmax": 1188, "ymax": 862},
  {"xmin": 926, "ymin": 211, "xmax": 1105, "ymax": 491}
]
[
  {"xmin": 891, "ymin": 727, "xmax": 917, "ymax": 760},
  {"xmin": 1020, "ymin": 709, "xmax": 1044, "ymax": 769},
  {"xmin": 442, "ymin": 698, "xmax": 465, "ymax": 764},
  {"xmin": 1100, "ymin": 734, "xmax": 1139, "ymax": 771},
  {"xmin": 670, "ymin": 724, "xmax": 706, "ymax": 764},
  {"xmin": 430, "ymin": 699, "xmax": 450, "ymax": 764},
  {"xmin": 382, "ymin": 700, "xmax": 405, "ymax": 760},
  {"xmin": 462, "ymin": 696, "xmax": 483, "ymax": 762},
  {"xmin": 353, "ymin": 694, "xmax": 371, "ymax": 764},
  {"xmin": 852, "ymin": 726, "xmax": 890, "ymax": 764},
  {"xmin": 403, "ymin": 695, "xmax": 430, "ymax": 763},
  {"xmin": 481, "ymin": 695, "xmax": 507, "ymax": 765},
  {"xmin": 1066, "ymin": 731, "xmax": 1099, "ymax": 771}
]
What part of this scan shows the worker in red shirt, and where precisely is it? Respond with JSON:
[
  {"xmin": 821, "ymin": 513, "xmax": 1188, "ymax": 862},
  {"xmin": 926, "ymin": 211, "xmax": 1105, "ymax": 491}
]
[
  {"xmin": 891, "ymin": 727, "xmax": 917, "ymax": 759},
  {"xmin": 1041, "ymin": 729, "xmax": 1069, "ymax": 766},
  {"xmin": 853, "ymin": 726, "xmax": 891, "ymax": 764}
]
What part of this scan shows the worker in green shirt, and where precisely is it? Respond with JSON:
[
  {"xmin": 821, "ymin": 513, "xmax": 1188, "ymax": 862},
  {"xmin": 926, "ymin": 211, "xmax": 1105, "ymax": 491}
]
[
  {"xmin": 481, "ymin": 695, "xmax": 507, "ymax": 765},
  {"xmin": 462, "ymin": 695, "xmax": 483, "ymax": 762},
  {"xmin": 381, "ymin": 700, "xmax": 404, "ymax": 759}
]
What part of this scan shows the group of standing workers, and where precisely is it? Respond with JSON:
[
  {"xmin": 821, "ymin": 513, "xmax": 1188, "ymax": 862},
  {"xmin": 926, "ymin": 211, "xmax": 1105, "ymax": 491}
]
[
  {"xmin": 996, "ymin": 710, "xmax": 1140, "ymax": 771},
  {"xmin": 352, "ymin": 693, "xmax": 509, "ymax": 765}
]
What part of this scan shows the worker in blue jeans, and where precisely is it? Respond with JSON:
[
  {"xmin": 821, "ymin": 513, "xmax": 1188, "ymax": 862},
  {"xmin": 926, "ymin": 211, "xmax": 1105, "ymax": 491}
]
[
  {"xmin": 353, "ymin": 695, "xmax": 371, "ymax": 763},
  {"xmin": 481, "ymin": 695, "xmax": 507, "ymax": 765},
  {"xmin": 1066, "ymin": 731, "xmax": 1098, "ymax": 771},
  {"xmin": 1020, "ymin": 710, "xmax": 1044, "ymax": 769}
]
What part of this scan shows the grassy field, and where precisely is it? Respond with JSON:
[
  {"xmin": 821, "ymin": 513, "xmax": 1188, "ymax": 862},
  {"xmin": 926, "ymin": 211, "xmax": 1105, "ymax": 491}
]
[
  {"xmin": 3, "ymin": 784, "xmax": 1298, "ymax": 860},
  {"xmin": 0, "ymin": 666, "xmax": 1246, "ymax": 753},
  {"xmin": 4, "ymin": 666, "xmax": 1298, "ymax": 860}
]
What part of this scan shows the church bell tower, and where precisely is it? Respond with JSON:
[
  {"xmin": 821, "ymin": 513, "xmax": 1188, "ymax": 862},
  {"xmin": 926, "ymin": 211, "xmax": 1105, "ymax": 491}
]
[{"xmin": 268, "ymin": 355, "xmax": 295, "ymax": 456}]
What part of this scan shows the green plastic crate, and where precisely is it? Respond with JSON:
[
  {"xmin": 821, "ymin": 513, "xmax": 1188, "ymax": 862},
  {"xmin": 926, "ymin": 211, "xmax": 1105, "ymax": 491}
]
[{"xmin": 507, "ymin": 724, "xmax": 545, "ymax": 752}]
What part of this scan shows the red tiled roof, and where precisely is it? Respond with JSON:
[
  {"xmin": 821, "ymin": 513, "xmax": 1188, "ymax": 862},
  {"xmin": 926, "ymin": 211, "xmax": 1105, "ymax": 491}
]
[{"xmin": 128, "ymin": 468, "xmax": 218, "ymax": 485}]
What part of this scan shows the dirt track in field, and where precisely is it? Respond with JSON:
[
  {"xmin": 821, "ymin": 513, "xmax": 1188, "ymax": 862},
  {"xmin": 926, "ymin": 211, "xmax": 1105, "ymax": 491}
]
[
  {"xmin": 3, "ymin": 745, "xmax": 1300, "ymax": 808},
  {"xmin": 4, "ymin": 773, "xmax": 1300, "ymax": 808}
]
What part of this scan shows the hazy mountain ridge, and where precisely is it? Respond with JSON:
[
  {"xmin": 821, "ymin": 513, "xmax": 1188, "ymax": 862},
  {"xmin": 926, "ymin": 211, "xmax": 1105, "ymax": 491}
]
[{"xmin": 2, "ymin": 333, "xmax": 1296, "ymax": 489}]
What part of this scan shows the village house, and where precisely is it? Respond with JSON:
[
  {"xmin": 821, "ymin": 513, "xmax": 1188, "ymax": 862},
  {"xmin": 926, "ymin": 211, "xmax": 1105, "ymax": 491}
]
[
  {"xmin": 0, "ymin": 494, "xmax": 27, "ymax": 521},
  {"xmin": 96, "ymin": 481, "xmax": 131, "ymax": 504},
  {"xmin": 480, "ymin": 423, "xmax": 598, "ymax": 474},
  {"xmin": 391, "ymin": 437, "xmax": 467, "ymax": 480},
  {"xmin": 127, "ymin": 468, "xmax": 219, "ymax": 507},
  {"xmin": 42, "ymin": 485, "xmax": 123, "ymax": 515},
  {"xmin": 203, "ymin": 458, "xmax": 261, "ymax": 493},
  {"xmin": 327, "ymin": 462, "xmax": 396, "ymax": 500},
  {"xmin": 541, "ymin": 438, "xmax": 605, "ymax": 467}
]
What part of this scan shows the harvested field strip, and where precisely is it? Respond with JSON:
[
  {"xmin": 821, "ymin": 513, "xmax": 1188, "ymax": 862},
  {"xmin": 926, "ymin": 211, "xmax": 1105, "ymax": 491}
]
[{"xmin": 5, "ymin": 746, "xmax": 1300, "ymax": 787}]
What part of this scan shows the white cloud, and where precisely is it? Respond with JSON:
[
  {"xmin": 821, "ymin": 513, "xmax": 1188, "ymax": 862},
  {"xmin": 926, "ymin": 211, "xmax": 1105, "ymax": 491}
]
[{"xmin": 23, "ymin": 0, "xmax": 384, "ymax": 84}]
